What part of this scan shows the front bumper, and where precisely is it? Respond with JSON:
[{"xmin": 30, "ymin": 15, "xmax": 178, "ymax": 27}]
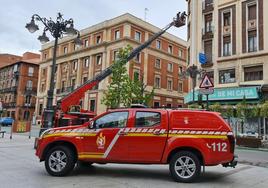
[{"xmin": 222, "ymin": 155, "xmax": 238, "ymax": 168}]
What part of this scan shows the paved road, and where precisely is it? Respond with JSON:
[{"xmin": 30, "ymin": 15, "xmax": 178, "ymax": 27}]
[{"xmin": 1, "ymin": 134, "xmax": 268, "ymax": 188}]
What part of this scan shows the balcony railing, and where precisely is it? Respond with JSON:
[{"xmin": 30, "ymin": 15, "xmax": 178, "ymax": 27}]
[
  {"xmin": 25, "ymin": 87, "xmax": 37, "ymax": 96},
  {"xmin": 202, "ymin": 26, "xmax": 214, "ymax": 39},
  {"xmin": 3, "ymin": 102, "xmax": 16, "ymax": 108},
  {"xmin": 202, "ymin": 0, "xmax": 214, "ymax": 13},
  {"xmin": 56, "ymin": 86, "xmax": 74, "ymax": 94},
  {"xmin": 0, "ymin": 86, "xmax": 17, "ymax": 93}
]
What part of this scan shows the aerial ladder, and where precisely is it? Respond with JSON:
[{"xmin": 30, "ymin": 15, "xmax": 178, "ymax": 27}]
[{"xmin": 46, "ymin": 12, "xmax": 187, "ymax": 128}]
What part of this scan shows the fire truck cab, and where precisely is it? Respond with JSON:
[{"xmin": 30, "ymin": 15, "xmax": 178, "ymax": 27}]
[{"xmin": 36, "ymin": 108, "xmax": 237, "ymax": 183}]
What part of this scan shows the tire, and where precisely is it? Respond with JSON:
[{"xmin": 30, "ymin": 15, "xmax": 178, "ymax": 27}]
[
  {"xmin": 169, "ymin": 151, "xmax": 201, "ymax": 183},
  {"xmin": 45, "ymin": 146, "xmax": 76, "ymax": 176}
]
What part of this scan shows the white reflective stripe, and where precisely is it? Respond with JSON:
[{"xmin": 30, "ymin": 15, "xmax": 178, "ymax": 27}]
[
  {"xmin": 124, "ymin": 128, "xmax": 130, "ymax": 133},
  {"xmin": 148, "ymin": 129, "xmax": 154, "ymax": 133},
  {"xmin": 221, "ymin": 132, "xmax": 227, "ymax": 135},
  {"xmin": 208, "ymin": 131, "xmax": 214, "ymax": 135},
  {"xmin": 142, "ymin": 129, "xmax": 148, "ymax": 133},
  {"xmin": 196, "ymin": 131, "xmax": 202, "ymax": 134},
  {"xmin": 136, "ymin": 128, "xmax": 142, "ymax": 133},
  {"xmin": 130, "ymin": 128, "xmax": 136, "ymax": 133},
  {"xmin": 160, "ymin": 129, "xmax": 166, "ymax": 134},
  {"xmin": 172, "ymin": 130, "xmax": 178, "ymax": 134},
  {"xmin": 103, "ymin": 129, "xmax": 121, "ymax": 158},
  {"xmin": 178, "ymin": 130, "xmax": 184, "ymax": 134},
  {"xmin": 227, "ymin": 132, "xmax": 233, "ymax": 136},
  {"xmin": 190, "ymin": 131, "xmax": 196, "ymax": 134},
  {"xmin": 214, "ymin": 131, "xmax": 221, "ymax": 135}
]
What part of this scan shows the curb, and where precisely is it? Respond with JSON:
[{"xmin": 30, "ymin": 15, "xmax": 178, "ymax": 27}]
[{"xmin": 236, "ymin": 146, "xmax": 268, "ymax": 152}]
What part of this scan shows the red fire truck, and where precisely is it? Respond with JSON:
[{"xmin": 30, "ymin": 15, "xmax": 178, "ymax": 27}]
[{"xmin": 36, "ymin": 108, "xmax": 237, "ymax": 182}]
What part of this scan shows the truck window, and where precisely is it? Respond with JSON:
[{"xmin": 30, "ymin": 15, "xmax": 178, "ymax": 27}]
[
  {"xmin": 135, "ymin": 112, "xmax": 161, "ymax": 127},
  {"xmin": 95, "ymin": 112, "xmax": 128, "ymax": 129}
]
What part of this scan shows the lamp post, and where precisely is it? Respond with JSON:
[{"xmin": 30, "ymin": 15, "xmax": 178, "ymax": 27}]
[
  {"xmin": 180, "ymin": 64, "xmax": 205, "ymax": 104},
  {"xmin": 26, "ymin": 13, "xmax": 82, "ymax": 134}
]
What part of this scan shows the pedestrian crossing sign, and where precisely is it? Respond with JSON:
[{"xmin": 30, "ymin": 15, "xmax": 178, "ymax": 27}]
[{"xmin": 199, "ymin": 74, "xmax": 214, "ymax": 88}]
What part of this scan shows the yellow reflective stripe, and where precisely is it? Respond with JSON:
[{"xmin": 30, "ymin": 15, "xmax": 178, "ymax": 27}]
[
  {"xmin": 169, "ymin": 134, "xmax": 228, "ymax": 139},
  {"xmin": 43, "ymin": 133, "xmax": 97, "ymax": 138},
  {"xmin": 78, "ymin": 152, "xmax": 104, "ymax": 159}
]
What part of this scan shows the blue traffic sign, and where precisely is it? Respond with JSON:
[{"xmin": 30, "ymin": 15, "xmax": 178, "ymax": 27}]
[{"xmin": 199, "ymin": 53, "xmax": 207, "ymax": 64}]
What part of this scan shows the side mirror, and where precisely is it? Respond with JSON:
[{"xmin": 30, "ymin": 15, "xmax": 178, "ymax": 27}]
[{"xmin": 89, "ymin": 121, "xmax": 95, "ymax": 129}]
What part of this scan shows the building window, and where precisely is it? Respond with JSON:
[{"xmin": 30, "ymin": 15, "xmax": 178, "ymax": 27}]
[
  {"xmin": 96, "ymin": 35, "xmax": 101, "ymax": 44},
  {"xmin": 167, "ymin": 63, "xmax": 173, "ymax": 72},
  {"xmin": 223, "ymin": 37, "xmax": 231, "ymax": 56},
  {"xmin": 179, "ymin": 66, "xmax": 183, "ymax": 74},
  {"xmin": 44, "ymin": 53, "xmax": 47, "ymax": 59},
  {"xmin": 38, "ymin": 103, "xmax": 43, "ymax": 116},
  {"xmin": 72, "ymin": 61, "xmax": 78, "ymax": 70},
  {"xmin": 63, "ymin": 47, "xmax": 68, "ymax": 54},
  {"xmin": 26, "ymin": 80, "xmax": 33, "ymax": 90},
  {"xmin": 178, "ymin": 49, "xmax": 183, "ymax": 58},
  {"xmin": 205, "ymin": 13, "xmax": 213, "ymax": 32},
  {"xmin": 206, "ymin": 71, "xmax": 214, "ymax": 83},
  {"xmin": 244, "ymin": 65, "xmax": 263, "ymax": 81},
  {"xmin": 90, "ymin": 99, "xmax": 96, "ymax": 112},
  {"xmin": 135, "ymin": 31, "xmax": 141, "ymax": 42},
  {"xmin": 248, "ymin": 3, "xmax": 256, "ymax": 20},
  {"xmin": 154, "ymin": 101, "xmax": 160, "ymax": 108},
  {"xmin": 223, "ymin": 12, "xmax": 231, "ymax": 26},
  {"xmin": 248, "ymin": 31, "xmax": 257, "ymax": 52},
  {"xmin": 168, "ymin": 45, "xmax": 173, "ymax": 54},
  {"xmin": 84, "ymin": 58, "xmax": 89, "ymax": 68},
  {"xmin": 167, "ymin": 79, "xmax": 173, "ymax": 91},
  {"xmin": 204, "ymin": 40, "xmax": 212, "ymax": 63},
  {"xmin": 40, "ymin": 83, "xmax": 45, "ymax": 92},
  {"xmin": 156, "ymin": 40, "xmax": 161, "ymax": 49},
  {"xmin": 71, "ymin": 78, "xmax": 76, "ymax": 89},
  {"xmin": 84, "ymin": 39, "xmax": 89, "ymax": 47},
  {"xmin": 83, "ymin": 76, "xmax": 88, "ymax": 84},
  {"xmin": 178, "ymin": 82, "xmax": 183, "ymax": 92},
  {"xmin": 25, "ymin": 95, "xmax": 31, "ymax": 104},
  {"xmin": 154, "ymin": 76, "xmax": 161, "ymax": 88},
  {"xmin": 113, "ymin": 51, "xmax": 119, "ymax": 61},
  {"xmin": 155, "ymin": 59, "xmax": 161, "ymax": 69},
  {"xmin": 28, "ymin": 67, "xmax": 34, "ymax": 76},
  {"xmin": 23, "ymin": 110, "xmax": 30, "ymax": 120},
  {"xmin": 61, "ymin": 81, "xmax": 66, "ymax": 92},
  {"xmin": 115, "ymin": 30, "xmax": 120, "ymax": 40},
  {"xmin": 166, "ymin": 103, "xmax": 172, "ymax": 108},
  {"xmin": 96, "ymin": 55, "xmax": 102, "ymax": 65},
  {"xmin": 13, "ymin": 64, "xmax": 18, "ymax": 72},
  {"xmin": 219, "ymin": 69, "xmax": 236, "ymax": 84},
  {"xmin": 133, "ymin": 71, "xmax": 140, "ymax": 81}
]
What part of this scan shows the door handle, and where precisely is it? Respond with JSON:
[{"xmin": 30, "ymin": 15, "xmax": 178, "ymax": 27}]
[{"xmin": 118, "ymin": 131, "xmax": 127, "ymax": 136}]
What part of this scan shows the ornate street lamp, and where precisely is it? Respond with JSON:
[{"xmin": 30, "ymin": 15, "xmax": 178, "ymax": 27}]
[
  {"xmin": 179, "ymin": 64, "xmax": 205, "ymax": 104},
  {"xmin": 26, "ymin": 13, "xmax": 82, "ymax": 134}
]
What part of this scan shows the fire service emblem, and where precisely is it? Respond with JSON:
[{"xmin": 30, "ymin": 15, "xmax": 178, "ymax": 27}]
[{"xmin": 96, "ymin": 132, "xmax": 106, "ymax": 149}]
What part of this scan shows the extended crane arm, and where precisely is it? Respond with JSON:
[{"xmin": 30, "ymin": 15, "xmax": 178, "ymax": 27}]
[{"xmin": 59, "ymin": 12, "xmax": 186, "ymax": 113}]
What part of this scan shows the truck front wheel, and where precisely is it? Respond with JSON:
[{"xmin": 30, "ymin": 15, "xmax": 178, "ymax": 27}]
[
  {"xmin": 45, "ymin": 146, "xmax": 76, "ymax": 176},
  {"xmin": 169, "ymin": 151, "xmax": 201, "ymax": 183}
]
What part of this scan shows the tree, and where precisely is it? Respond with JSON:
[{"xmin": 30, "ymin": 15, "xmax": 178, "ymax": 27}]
[
  {"xmin": 260, "ymin": 101, "xmax": 268, "ymax": 118},
  {"xmin": 101, "ymin": 45, "xmax": 133, "ymax": 108},
  {"xmin": 101, "ymin": 45, "xmax": 154, "ymax": 108}
]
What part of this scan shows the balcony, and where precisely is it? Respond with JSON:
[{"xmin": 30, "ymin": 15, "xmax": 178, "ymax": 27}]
[
  {"xmin": 24, "ymin": 103, "xmax": 35, "ymax": 108},
  {"xmin": 0, "ymin": 86, "xmax": 17, "ymax": 94},
  {"xmin": 25, "ymin": 87, "xmax": 37, "ymax": 96},
  {"xmin": 202, "ymin": 0, "xmax": 214, "ymax": 13},
  {"xmin": 3, "ymin": 102, "xmax": 16, "ymax": 108},
  {"xmin": 56, "ymin": 86, "xmax": 74, "ymax": 94},
  {"xmin": 202, "ymin": 27, "xmax": 214, "ymax": 40},
  {"xmin": 223, "ymin": 26, "xmax": 231, "ymax": 36},
  {"xmin": 248, "ymin": 19, "xmax": 256, "ymax": 31},
  {"xmin": 201, "ymin": 61, "xmax": 213, "ymax": 68}
]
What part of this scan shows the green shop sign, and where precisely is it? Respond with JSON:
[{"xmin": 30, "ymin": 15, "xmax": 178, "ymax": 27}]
[{"xmin": 184, "ymin": 86, "xmax": 259, "ymax": 103}]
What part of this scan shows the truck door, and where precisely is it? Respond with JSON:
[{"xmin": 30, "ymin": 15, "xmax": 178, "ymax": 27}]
[
  {"xmin": 82, "ymin": 111, "xmax": 129, "ymax": 161},
  {"xmin": 126, "ymin": 110, "xmax": 168, "ymax": 163}
]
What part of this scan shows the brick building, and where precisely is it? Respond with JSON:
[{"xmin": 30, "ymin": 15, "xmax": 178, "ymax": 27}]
[
  {"xmin": 0, "ymin": 52, "xmax": 40, "ymax": 122},
  {"xmin": 36, "ymin": 13, "xmax": 188, "ymax": 117},
  {"xmin": 186, "ymin": 0, "xmax": 268, "ymax": 136}
]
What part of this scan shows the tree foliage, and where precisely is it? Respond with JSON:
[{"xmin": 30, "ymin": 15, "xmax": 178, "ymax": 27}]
[
  {"xmin": 101, "ymin": 45, "xmax": 154, "ymax": 108},
  {"xmin": 260, "ymin": 101, "xmax": 268, "ymax": 117}
]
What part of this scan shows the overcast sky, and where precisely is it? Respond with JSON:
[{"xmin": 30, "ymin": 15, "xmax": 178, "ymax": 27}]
[{"xmin": 0, "ymin": 0, "xmax": 187, "ymax": 56}]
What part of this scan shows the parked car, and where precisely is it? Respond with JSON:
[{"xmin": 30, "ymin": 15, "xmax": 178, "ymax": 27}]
[{"xmin": 0, "ymin": 117, "xmax": 14, "ymax": 126}]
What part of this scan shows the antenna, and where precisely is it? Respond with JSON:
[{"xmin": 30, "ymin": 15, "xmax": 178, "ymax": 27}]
[{"xmin": 144, "ymin": 8, "xmax": 149, "ymax": 21}]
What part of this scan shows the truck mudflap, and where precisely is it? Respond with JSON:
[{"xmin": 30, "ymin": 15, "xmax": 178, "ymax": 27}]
[{"xmin": 222, "ymin": 155, "xmax": 238, "ymax": 168}]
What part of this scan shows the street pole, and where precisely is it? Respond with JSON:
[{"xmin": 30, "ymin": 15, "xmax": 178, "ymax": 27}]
[
  {"xmin": 206, "ymin": 94, "xmax": 209, "ymax": 110},
  {"xmin": 26, "ymin": 13, "xmax": 82, "ymax": 135}
]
